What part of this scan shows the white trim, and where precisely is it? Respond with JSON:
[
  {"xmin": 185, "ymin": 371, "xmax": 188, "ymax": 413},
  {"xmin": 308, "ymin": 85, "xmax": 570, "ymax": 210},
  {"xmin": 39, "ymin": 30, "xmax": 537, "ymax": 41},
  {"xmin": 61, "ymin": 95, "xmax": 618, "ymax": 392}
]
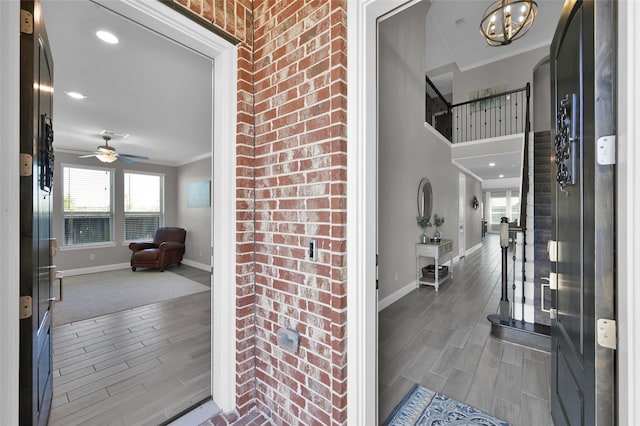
[
  {"xmin": 617, "ymin": 1, "xmax": 639, "ymax": 424},
  {"xmin": 466, "ymin": 241, "xmax": 483, "ymax": 256},
  {"xmin": 482, "ymin": 177, "xmax": 521, "ymax": 190},
  {"xmin": 450, "ymin": 132, "xmax": 525, "ymax": 148},
  {"xmin": 210, "ymin": 41, "xmax": 237, "ymax": 412},
  {"xmin": 61, "ymin": 263, "xmax": 130, "ymax": 276},
  {"xmin": 451, "ymin": 161, "xmax": 484, "ymax": 183},
  {"xmin": 0, "ymin": 1, "xmax": 21, "ymax": 424},
  {"xmin": 423, "ymin": 121, "xmax": 453, "ymax": 148},
  {"xmin": 377, "ymin": 282, "xmax": 416, "ymax": 312}
]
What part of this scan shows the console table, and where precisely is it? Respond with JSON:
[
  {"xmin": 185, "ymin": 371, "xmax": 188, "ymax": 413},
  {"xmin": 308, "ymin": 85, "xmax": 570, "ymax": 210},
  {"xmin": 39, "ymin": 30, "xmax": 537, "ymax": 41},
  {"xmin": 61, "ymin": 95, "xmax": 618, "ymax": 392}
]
[{"xmin": 415, "ymin": 239, "xmax": 453, "ymax": 292}]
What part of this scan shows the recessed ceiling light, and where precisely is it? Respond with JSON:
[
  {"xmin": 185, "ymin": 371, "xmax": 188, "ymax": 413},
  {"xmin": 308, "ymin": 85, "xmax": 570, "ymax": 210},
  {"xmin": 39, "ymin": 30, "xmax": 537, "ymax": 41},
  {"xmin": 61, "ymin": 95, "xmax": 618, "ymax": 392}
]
[
  {"xmin": 65, "ymin": 91, "xmax": 87, "ymax": 100},
  {"xmin": 489, "ymin": 162, "xmax": 496, "ymax": 167},
  {"xmin": 499, "ymin": 174, "xmax": 505, "ymax": 178},
  {"xmin": 96, "ymin": 30, "xmax": 119, "ymax": 44}
]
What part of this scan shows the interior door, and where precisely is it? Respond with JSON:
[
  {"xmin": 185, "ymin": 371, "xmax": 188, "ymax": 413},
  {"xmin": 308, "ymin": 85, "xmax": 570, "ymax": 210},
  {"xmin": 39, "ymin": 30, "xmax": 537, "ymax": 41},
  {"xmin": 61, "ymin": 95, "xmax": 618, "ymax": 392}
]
[
  {"xmin": 19, "ymin": 1, "xmax": 55, "ymax": 424},
  {"xmin": 550, "ymin": 1, "xmax": 616, "ymax": 425}
]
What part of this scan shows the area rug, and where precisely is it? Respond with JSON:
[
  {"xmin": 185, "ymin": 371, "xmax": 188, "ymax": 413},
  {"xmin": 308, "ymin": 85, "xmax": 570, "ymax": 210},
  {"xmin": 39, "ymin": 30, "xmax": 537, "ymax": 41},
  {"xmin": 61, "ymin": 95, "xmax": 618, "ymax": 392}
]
[
  {"xmin": 52, "ymin": 268, "xmax": 209, "ymax": 326},
  {"xmin": 384, "ymin": 384, "xmax": 510, "ymax": 426}
]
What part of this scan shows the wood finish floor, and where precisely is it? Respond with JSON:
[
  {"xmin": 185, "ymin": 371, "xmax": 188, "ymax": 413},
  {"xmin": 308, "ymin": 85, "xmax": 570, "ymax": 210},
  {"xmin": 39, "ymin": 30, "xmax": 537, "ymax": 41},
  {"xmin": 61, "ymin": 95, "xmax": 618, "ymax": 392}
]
[
  {"xmin": 379, "ymin": 235, "xmax": 553, "ymax": 425},
  {"xmin": 49, "ymin": 266, "xmax": 212, "ymax": 426}
]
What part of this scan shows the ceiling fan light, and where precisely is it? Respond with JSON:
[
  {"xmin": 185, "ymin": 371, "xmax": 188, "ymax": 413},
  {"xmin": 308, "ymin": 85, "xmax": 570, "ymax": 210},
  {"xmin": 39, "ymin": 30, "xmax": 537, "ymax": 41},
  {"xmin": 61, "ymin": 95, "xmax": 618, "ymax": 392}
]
[{"xmin": 96, "ymin": 153, "xmax": 117, "ymax": 163}]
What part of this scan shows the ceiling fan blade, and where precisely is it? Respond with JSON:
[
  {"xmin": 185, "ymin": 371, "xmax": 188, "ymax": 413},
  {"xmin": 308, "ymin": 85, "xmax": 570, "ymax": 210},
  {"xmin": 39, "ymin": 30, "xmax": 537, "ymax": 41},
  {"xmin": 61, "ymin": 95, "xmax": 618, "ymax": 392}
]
[
  {"xmin": 78, "ymin": 154, "xmax": 97, "ymax": 158},
  {"xmin": 119, "ymin": 153, "xmax": 149, "ymax": 160},
  {"xmin": 118, "ymin": 156, "xmax": 135, "ymax": 164}
]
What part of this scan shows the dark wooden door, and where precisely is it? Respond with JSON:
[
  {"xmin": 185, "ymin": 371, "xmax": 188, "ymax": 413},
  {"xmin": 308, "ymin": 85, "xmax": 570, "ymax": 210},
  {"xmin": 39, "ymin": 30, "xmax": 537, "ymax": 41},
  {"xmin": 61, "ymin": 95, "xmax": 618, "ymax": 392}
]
[
  {"xmin": 550, "ymin": 1, "xmax": 616, "ymax": 425},
  {"xmin": 19, "ymin": 1, "xmax": 55, "ymax": 424}
]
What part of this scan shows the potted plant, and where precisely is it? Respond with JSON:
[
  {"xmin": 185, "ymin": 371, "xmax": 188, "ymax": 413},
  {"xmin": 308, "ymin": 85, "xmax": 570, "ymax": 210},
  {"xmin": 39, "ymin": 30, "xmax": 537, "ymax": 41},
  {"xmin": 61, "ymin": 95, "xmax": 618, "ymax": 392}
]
[
  {"xmin": 432, "ymin": 214, "xmax": 445, "ymax": 242},
  {"xmin": 416, "ymin": 215, "xmax": 432, "ymax": 243}
]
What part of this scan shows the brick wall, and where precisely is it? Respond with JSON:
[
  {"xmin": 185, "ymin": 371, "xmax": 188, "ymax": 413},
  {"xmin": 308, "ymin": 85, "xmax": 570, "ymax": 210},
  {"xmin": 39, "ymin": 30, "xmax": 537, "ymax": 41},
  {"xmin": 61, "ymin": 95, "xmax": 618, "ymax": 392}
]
[
  {"xmin": 171, "ymin": 0, "xmax": 349, "ymax": 424},
  {"xmin": 252, "ymin": 1, "xmax": 347, "ymax": 423}
]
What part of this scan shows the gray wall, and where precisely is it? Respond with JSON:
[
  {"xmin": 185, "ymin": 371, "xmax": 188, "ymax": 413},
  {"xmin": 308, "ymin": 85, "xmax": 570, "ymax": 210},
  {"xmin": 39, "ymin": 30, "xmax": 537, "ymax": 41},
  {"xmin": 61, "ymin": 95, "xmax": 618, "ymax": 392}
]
[
  {"xmin": 466, "ymin": 177, "xmax": 483, "ymax": 247},
  {"xmin": 533, "ymin": 58, "xmax": 551, "ymax": 132},
  {"xmin": 53, "ymin": 152, "xmax": 177, "ymax": 271},
  {"xmin": 378, "ymin": 3, "xmax": 482, "ymax": 301},
  {"xmin": 451, "ymin": 46, "xmax": 548, "ymax": 105},
  {"xmin": 176, "ymin": 157, "xmax": 212, "ymax": 267}
]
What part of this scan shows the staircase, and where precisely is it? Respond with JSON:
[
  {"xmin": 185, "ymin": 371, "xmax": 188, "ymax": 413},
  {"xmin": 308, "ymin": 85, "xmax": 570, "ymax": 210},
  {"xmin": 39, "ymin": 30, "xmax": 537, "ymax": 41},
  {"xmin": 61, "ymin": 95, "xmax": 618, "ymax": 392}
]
[{"xmin": 533, "ymin": 131, "xmax": 553, "ymax": 326}]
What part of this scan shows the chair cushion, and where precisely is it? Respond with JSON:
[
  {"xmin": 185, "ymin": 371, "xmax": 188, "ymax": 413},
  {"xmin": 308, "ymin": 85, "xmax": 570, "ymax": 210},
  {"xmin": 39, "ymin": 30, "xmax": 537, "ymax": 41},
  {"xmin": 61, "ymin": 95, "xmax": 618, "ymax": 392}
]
[{"xmin": 134, "ymin": 248, "xmax": 160, "ymax": 261}]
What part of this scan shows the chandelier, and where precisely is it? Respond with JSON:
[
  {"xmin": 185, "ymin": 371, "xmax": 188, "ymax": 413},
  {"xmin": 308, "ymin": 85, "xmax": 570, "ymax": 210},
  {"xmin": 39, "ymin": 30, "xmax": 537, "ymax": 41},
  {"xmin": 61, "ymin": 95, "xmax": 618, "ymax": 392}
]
[{"xmin": 480, "ymin": 0, "xmax": 538, "ymax": 46}]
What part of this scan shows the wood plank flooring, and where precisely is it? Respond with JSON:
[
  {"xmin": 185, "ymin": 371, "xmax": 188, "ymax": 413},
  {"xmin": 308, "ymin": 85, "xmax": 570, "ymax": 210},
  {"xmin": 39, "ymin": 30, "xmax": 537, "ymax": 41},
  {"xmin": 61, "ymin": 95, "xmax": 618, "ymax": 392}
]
[
  {"xmin": 49, "ymin": 267, "xmax": 212, "ymax": 426},
  {"xmin": 378, "ymin": 235, "xmax": 553, "ymax": 425}
]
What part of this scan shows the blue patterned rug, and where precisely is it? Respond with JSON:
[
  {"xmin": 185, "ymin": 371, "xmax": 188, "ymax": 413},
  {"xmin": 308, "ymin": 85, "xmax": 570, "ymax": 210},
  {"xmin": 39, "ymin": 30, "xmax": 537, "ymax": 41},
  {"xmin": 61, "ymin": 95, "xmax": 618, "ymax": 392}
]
[{"xmin": 383, "ymin": 384, "xmax": 510, "ymax": 425}]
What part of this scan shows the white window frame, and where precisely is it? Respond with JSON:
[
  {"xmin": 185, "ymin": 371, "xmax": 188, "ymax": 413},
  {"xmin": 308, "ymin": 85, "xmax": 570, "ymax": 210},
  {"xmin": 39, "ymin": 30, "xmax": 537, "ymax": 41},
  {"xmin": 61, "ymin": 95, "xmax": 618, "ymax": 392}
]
[
  {"xmin": 123, "ymin": 170, "xmax": 165, "ymax": 242},
  {"xmin": 60, "ymin": 163, "xmax": 115, "ymax": 249}
]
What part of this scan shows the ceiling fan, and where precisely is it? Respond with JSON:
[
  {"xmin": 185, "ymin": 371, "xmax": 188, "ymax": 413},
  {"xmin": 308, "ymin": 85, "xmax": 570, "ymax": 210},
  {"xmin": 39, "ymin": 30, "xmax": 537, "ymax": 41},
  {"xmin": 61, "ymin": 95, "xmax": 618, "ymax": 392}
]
[{"xmin": 79, "ymin": 135, "xmax": 149, "ymax": 164}]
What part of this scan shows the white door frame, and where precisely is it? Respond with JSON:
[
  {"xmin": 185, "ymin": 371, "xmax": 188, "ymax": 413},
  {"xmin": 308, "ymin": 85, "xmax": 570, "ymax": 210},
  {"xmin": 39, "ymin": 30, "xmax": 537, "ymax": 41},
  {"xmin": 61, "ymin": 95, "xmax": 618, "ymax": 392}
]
[
  {"xmin": 346, "ymin": 1, "xmax": 421, "ymax": 424},
  {"xmin": 347, "ymin": 0, "xmax": 640, "ymax": 424},
  {"xmin": 0, "ymin": 1, "xmax": 237, "ymax": 423},
  {"xmin": 617, "ymin": 1, "xmax": 640, "ymax": 423}
]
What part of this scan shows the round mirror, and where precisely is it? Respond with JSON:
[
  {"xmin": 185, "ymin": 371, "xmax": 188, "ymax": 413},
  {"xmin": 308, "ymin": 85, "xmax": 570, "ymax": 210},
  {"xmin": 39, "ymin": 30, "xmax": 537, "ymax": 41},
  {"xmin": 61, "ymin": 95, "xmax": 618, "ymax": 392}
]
[{"xmin": 417, "ymin": 177, "xmax": 433, "ymax": 219}]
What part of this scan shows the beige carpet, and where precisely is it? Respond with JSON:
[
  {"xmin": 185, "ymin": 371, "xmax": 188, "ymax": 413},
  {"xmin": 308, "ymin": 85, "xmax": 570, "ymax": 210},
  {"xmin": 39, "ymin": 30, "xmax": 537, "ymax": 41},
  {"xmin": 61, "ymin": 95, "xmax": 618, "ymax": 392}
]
[{"xmin": 53, "ymin": 268, "xmax": 209, "ymax": 326}]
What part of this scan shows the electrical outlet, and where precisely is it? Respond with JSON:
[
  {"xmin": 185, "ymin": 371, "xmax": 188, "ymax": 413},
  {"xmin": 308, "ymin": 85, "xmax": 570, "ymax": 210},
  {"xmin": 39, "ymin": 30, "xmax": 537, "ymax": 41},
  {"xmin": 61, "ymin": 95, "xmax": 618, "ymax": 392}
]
[{"xmin": 89, "ymin": 253, "xmax": 95, "ymax": 261}]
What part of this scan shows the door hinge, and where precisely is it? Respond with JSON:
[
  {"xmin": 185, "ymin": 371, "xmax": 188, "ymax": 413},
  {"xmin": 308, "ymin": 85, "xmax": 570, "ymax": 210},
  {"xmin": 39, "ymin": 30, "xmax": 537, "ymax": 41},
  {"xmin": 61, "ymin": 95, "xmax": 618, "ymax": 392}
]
[
  {"xmin": 20, "ymin": 296, "xmax": 32, "ymax": 319},
  {"xmin": 597, "ymin": 318, "xmax": 617, "ymax": 350},
  {"xmin": 20, "ymin": 154, "xmax": 33, "ymax": 176},
  {"xmin": 549, "ymin": 308, "xmax": 557, "ymax": 320},
  {"xmin": 20, "ymin": 10, "xmax": 33, "ymax": 35},
  {"xmin": 597, "ymin": 135, "xmax": 616, "ymax": 165}
]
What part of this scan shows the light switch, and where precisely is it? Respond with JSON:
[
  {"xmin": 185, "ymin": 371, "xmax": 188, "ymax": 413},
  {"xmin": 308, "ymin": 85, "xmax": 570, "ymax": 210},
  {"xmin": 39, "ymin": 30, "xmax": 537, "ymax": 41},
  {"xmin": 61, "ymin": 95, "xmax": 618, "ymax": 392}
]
[{"xmin": 309, "ymin": 239, "xmax": 318, "ymax": 261}]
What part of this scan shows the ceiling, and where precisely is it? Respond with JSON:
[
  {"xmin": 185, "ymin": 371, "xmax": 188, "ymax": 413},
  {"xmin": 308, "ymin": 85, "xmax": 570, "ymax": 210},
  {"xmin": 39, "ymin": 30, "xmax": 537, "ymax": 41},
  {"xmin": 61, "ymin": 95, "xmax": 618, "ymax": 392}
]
[
  {"xmin": 425, "ymin": 0, "xmax": 565, "ymax": 74},
  {"xmin": 41, "ymin": 0, "xmax": 213, "ymax": 166},
  {"xmin": 42, "ymin": 0, "xmax": 563, "ymax": 175}
]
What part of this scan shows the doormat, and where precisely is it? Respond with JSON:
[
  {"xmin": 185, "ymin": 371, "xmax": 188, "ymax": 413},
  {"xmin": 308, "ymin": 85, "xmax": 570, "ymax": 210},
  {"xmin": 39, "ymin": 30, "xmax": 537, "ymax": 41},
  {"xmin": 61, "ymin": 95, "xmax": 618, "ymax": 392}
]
[{"xmin": 383, "ymin": 384, "xmax": 510, "ymax": 426}]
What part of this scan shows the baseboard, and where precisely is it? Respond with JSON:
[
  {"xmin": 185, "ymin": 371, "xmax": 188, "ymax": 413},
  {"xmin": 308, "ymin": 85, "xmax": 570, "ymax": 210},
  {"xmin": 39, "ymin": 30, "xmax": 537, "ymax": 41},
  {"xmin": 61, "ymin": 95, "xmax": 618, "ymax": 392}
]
[
  {"xmin": 181, "ymin": 259, "xmax": 211, "ymax": 271},
  {"xmin": 378, "ymin": 281, "xmax": 416, "ymax": 312},
  {"xmin": 62, "ymin": 260, "xmax": 211, "ymax": 277},
  {"xmin": 61, "ymin": 263, "xmax": 130, "ymax": 277},
  {"xmin": 465, "ymin": 242, "xmax": 483, "ymax": 256}
]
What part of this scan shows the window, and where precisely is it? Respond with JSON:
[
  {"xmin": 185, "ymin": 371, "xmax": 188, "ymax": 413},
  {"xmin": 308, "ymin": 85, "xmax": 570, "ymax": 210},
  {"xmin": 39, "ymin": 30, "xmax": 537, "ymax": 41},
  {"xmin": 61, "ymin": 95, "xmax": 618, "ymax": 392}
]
[
  {"xmin": 489, "ymin": 192, "xmax": 520, "ymax": 224},
  {"xmin": 63, "ymin": 166, "xmax": 113, "ymax": 246},
  {"xmin": 490, "ymin": 197, "xmax": 507, "ymax": 224},
  {"xmin": 510, "ymin": 196, "xmax": 520, "ymax": 222},
  {"xmin": 124, "ymin": 172, "xmax": 164, "ymax": 241}
]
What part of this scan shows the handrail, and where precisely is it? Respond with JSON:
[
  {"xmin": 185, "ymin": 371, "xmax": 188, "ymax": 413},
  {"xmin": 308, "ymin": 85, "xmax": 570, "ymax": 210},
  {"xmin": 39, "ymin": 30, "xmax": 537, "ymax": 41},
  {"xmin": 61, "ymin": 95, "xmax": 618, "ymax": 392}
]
[
  {"xmin": 424, "ymin": 75, "xmax": 529, "ymax": 144},
  {"xmin": 511, "ymin": 82, "xmax": 530, "ymax": 232},
  {"xmin": 451, "ymin": 86, "xmax": 528, "ymax": 109},
  {"xmin": 425, "ymin": 75, "xmax": 451, "ymax": 110}
]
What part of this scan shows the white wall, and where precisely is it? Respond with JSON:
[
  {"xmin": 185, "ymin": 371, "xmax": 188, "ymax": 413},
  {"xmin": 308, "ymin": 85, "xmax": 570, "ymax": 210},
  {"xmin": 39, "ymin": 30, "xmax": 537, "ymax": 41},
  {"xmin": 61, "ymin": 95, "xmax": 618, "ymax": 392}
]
[
  {"xmin": 177, "ymin": 157, "xmax": 212, "ymax": 267},
  {"xmin": 378, "ymin": 2, "xmax": 482, "ymax": 302}
]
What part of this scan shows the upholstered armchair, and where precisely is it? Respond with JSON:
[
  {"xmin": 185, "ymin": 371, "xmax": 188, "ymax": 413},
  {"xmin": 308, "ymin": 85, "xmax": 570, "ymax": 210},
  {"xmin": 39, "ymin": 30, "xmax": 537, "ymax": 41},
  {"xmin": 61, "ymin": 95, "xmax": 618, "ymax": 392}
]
[{"xmin": 129, "ymin": 227, "xmax": 187, "ymax": 272}]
